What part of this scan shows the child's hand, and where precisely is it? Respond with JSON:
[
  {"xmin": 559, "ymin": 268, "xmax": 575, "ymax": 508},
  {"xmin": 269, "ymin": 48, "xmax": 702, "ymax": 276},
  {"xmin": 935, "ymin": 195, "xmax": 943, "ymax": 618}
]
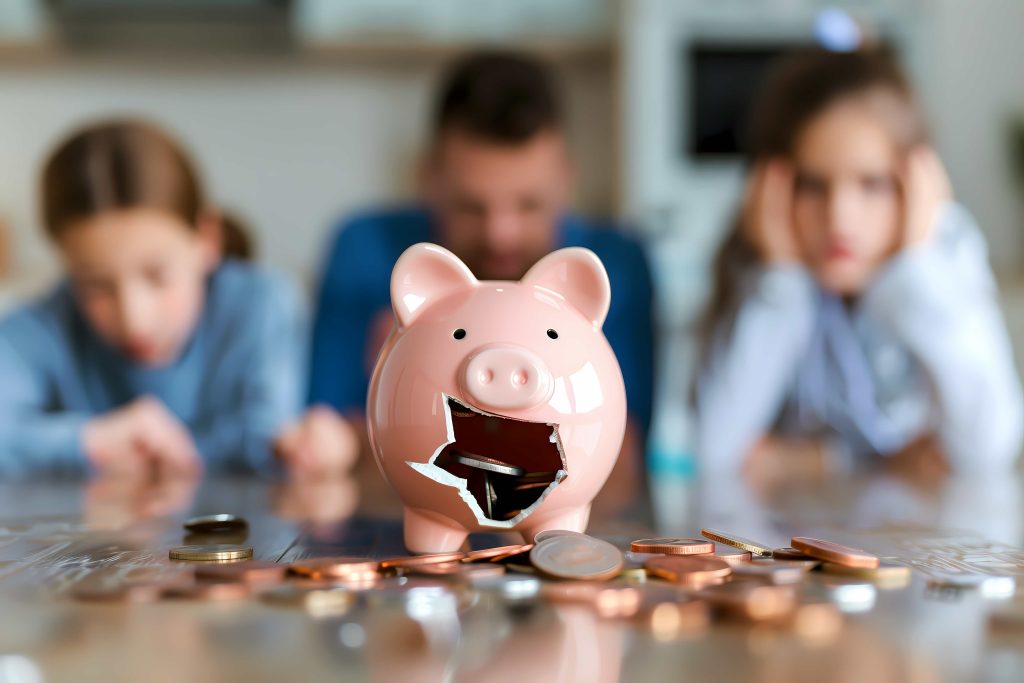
[
  {"xmin": 742, "ymin": 158, "xmax": 801, "ymax": 265},
  {"xmin": 275, "ymin": 406, "xmax": 359, "ymax": 479},
  {"xmin": 82, "ymin": 397, "xmax": 202, "ymax": 479},
  {"xmin": 901, "ymin": 146, "xmax": 952, "ymax": 248}
]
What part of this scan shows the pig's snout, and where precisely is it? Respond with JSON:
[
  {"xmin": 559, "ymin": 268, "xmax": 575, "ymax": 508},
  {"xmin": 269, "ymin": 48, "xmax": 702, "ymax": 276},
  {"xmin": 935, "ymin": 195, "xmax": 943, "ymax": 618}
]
[{"xmin": 462, "ymin": 345, "xmax": 553, "ymax": 411}]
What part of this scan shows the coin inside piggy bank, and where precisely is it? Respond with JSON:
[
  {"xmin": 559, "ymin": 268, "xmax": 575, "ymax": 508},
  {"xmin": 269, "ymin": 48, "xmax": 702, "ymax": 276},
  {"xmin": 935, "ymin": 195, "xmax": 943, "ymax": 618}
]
[{"xmin": 366, "ymin": 242, "xmax": 627, "ymax": 554}]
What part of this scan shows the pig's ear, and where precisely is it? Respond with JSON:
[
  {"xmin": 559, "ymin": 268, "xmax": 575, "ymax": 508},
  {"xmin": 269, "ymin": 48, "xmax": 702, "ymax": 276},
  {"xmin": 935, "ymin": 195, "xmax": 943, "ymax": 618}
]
[
  {"xmin": 521, "ymin": 247, "xmax": 611, "ymax": 329},
  {"xmin": 391, "ymin": 243, "xmax": 478, "ymax": 328}
]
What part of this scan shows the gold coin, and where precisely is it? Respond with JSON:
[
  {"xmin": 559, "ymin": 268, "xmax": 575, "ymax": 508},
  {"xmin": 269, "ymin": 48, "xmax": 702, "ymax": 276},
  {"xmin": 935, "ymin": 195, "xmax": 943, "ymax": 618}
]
[
  {"xmin": 169, "ymin": 544, "xmax": 254, "ymax": 562},
  {"xmin": 700, "ymin": 528, "xmax": 773, "ymax": 557}
]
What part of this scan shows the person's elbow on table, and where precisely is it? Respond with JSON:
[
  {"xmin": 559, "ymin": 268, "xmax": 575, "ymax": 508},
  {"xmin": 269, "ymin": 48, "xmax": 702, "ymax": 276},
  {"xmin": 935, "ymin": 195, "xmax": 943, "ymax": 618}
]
[{"xmin": 274, "ymin": 405, "xmax": 360, "ymax": 479}]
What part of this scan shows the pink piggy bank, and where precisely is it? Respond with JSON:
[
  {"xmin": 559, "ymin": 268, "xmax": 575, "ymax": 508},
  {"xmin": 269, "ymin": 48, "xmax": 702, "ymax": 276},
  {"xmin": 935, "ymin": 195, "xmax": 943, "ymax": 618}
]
[{"xmin": 366, "ymin": 242, "xmax": 627, "ymax": 554}]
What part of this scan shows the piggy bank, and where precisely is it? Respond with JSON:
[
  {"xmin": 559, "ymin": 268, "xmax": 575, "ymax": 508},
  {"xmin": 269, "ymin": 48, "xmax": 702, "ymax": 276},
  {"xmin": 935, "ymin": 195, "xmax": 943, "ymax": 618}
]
[{"xmin": 366, "ymin": 242, "xmax": 627, "ymax": 554}]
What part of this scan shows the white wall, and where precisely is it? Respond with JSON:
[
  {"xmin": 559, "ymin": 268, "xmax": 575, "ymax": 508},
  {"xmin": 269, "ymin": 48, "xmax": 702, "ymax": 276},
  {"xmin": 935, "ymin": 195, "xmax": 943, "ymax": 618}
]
[
  {"xmin": 0, "ymin": 54, "xmax": 614, "ymax": 295},
  {"xmin": 917, "ymin": 0, "xmax": 1024, "ymax": 270}
]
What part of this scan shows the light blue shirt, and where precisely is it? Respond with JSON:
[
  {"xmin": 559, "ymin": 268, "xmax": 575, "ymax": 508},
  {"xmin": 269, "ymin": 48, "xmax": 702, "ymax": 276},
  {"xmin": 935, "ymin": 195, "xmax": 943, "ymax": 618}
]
[
  {"xmin": 697, "ymin": 203, "xmax": 1024, "ymax": 475},
  {"xmin": 0, "ymin": 260, "xmax": 305, "ymax": 477}
]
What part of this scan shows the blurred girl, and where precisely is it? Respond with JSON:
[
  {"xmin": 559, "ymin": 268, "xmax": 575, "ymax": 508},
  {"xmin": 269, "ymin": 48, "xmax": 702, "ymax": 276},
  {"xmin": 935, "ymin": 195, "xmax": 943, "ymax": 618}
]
[
  {"xmin": 0, "ymin": 120, "xmax": 349, "ymax": 478},
  {"xmin": 696, "ymin": 50, "xmax": 1023, "ymax": 483}
]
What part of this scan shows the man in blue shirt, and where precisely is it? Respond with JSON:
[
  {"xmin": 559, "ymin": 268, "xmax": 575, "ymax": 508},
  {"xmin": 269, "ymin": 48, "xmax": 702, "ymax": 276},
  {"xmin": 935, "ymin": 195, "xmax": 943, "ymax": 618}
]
[{"xmin": 297, "ymin": 52, "xmax": 655, "ymax": 488}]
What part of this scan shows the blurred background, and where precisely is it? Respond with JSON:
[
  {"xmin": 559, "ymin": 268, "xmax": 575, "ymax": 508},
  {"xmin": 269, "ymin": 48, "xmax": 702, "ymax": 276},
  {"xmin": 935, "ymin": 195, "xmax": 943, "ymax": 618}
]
[{"xmin": 0, "ymin": 0, "xmax": 1022, "ymax": 473}]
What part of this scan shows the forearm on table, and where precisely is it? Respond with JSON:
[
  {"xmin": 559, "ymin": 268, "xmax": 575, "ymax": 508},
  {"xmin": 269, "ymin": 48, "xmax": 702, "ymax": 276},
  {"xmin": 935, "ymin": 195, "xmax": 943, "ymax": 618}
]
[
  {"xmin": 0, "ymin": 411, "xmax": 91, "ymax": 476},
  {"xmin": 864, "ymin": 247, "xmax": 1024, "ymax": 473}
]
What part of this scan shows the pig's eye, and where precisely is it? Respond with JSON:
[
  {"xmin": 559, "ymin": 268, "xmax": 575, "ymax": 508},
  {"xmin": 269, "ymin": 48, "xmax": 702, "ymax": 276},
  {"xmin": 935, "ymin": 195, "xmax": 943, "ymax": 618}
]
[
  {"xmin": 453, "ymin": 328, "xmax": 467, "ymax": 340},
  {"xmin": 546, "ymin": 329, "xmax": 559, "ymax": 340}
]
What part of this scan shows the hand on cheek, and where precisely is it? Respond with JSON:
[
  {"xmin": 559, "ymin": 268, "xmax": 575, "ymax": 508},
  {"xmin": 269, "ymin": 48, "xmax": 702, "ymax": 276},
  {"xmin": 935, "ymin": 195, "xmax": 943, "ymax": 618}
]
[
  {"xmin": 82, "ymin": 397, "xmax": 202, "ymax": 480},
  {"xmin": 275, "ymin": 406, "xmax": 359, "ymax": 479},
  {"xmin": 743, "ymin": 158, "xmax": 802, "ymax": 265},
  {"xmin": 901, "ymin": 147, "xmax": 952, "ymax": 249}
]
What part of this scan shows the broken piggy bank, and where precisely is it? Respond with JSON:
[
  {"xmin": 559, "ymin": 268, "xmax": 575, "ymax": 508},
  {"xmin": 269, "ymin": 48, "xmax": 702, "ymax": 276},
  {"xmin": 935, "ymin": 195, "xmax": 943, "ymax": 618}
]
[{"xmin": 366, "ymin": 242, "xmax": 627, "ymax": 554}]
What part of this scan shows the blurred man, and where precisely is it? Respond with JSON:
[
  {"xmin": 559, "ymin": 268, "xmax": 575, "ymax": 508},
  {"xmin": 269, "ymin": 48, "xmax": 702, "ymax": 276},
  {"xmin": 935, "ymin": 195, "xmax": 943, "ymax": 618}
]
[{"xmin": 286, "ymin": 52, "xmax": 654, "ymax": 491}]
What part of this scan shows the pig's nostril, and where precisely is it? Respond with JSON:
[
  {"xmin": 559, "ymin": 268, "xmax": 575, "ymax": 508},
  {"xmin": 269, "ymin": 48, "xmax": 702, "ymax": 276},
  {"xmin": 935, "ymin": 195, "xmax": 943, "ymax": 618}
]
[
  {"xmin": 512, "ymin": 370, "xmax": 529, "ymax": 387},
  {"xmin": 478, "ymin": 369, "xmax": 494, "ymax": 385}
]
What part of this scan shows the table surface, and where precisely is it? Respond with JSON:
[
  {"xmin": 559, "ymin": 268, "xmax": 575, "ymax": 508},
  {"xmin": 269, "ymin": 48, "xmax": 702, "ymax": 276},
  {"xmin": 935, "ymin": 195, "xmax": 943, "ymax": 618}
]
[{"xmin": 0, "ymin": 470, "xmax": 1023, "ymax": 683}]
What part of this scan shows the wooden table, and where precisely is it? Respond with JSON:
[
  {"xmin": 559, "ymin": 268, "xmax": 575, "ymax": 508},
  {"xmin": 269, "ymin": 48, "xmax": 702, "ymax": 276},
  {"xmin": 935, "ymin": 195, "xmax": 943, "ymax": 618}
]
[{"xmin": 0, "ymin": 472, "xmax": 1022, "ymax": 683}]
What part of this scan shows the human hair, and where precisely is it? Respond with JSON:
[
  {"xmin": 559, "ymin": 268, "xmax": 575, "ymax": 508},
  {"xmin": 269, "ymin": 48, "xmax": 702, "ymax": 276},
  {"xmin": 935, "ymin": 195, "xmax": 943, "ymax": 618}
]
[
  {"xmin": 697, "ymin": 48, "xmax": 929, "ymax": 378},
  {"xmin": 433, "ymin": 51, "xmax": 563, "ymax": 144},
  {"xmin": 41, "ymin": 119, "xmax": 251, "ymax": 259}
]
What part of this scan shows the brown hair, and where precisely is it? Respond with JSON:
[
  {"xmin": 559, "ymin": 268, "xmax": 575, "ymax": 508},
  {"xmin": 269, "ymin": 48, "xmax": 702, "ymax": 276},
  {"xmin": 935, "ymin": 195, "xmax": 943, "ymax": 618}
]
[
  {"xmin": 41, "ymin": 119, "xmax": 252, "ymax": 259},
  {"xmin": 433, "ymin": 51, "xmax": 563, "ymax": 144},
  {"xmin": 697, "ymin": 48, "xmax": 928, "ymax": 376}
]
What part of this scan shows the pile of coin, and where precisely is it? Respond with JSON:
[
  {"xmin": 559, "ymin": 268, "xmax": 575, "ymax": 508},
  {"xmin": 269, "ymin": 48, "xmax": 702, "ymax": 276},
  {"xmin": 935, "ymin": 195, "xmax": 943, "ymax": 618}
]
[{"xmin": 71, "ymin": 514, "xmax": 916, "ymax": 638}]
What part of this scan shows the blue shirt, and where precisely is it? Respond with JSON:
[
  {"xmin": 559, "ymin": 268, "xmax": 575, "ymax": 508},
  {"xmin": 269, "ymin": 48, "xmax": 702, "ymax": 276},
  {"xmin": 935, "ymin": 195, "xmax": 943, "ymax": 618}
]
[
  {"xmin": 0, "ymin": 261, "xmax": 305, "ymax": 477},
  {"xmin": 309, "ymin": 205, "xmax": 655, "ymax": 434}
]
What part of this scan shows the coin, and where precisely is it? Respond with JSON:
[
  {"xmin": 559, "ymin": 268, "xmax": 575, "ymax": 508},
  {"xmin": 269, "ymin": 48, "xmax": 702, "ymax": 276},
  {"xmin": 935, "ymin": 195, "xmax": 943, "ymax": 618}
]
[
  {"xmin": 194, "ymin": 560, "xmax": 287, "ymax": 585},
  {"xmin": 288, "ymin": 557, "xmax": 380, "ymax": 580},
  {"xmin": 403, "ymin": 561, "xmax": 465, "ymax": 576},
  {"xmin": 791, "ymin": 537, "xmax": 879, "ymax": 569},
  {"xmin": 464, "ymin": 544, "xmax": 533, "ymax": 562},
  {"xmin": 379, "ymin": 552, "xmax": 466, "ymax": 571},
  {"xmin": 451, "ymin": 451, "xmax": 526, "ymax": 477},
  {"xmin": 183, "ymin": 514, "xmax": 248, "ymax": 534},
  {"xmin": 700, "ymin": 529, "xmax": 773, "ymax": 557},
  {"xmin": 730, "ymin": 559, "xmax": 814, "ymax": 584},
  {"xmin": 698, "ymin": 582, "xmax": 797, "ymax": 621},
  {"xmin": 713, "ymin": 548, "xmax": 754, "ymax": 566},
  {"xmin": 165, "ymin": 582, "xmax": 250, "ymax": 601},
  {"xmin": 169, "ymin": 544, "xmax": 254, "ymax": 562},
  {"xmin": 530, "ymin": 535, "xmax": 623, "ymax": 581},
  {"xmin": 644, "ymin": 555, "xmax": 732, "ymax": 585},
  {"xmin": 630, "ymin": 538, "xmax": 714, "ymax": 555},
  {"xmin": 821, "ymin": 560, "xmax": 910, "ymax": 581},
  {"xmin": 772, "ymin": 546, "xmax": 818, "ymax": 562},
  {"xmin": 533, "ymin": 529, "xmax": 585, "ymax": 543}
]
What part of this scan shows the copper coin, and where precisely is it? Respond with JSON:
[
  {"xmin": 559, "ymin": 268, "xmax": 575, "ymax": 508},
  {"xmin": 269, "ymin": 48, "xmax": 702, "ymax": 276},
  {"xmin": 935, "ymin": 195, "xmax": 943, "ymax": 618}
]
[
  {"xmin": 195, "ymin": 560, "xmax": 287, "ymax": 585},
  {"xmin": 530, "ymin": 535, "xmax": 623, "ymax": 581},
  {"xmin": 289, "ymin": 557, "xmax": 380, "ymax": 579},
  {"xmin": 714, "ymin": 548, "xmax": 754, "ymax": 566},
  {"xmin": 402, "ymin": 561, "xmax": 465, "ymax": 576},
  {"xmin": 630, "ymin": 538, "xmax": 714, "ymax": 555},
  {"xmin": 464, "ymin": 544, "xmax": 533, "ymax": 562},
  {"xmin": 644, "ymin": 555, "xmax": 732, "ymax": 584},
  {"xmin": 698, "ymin": 582, "xmax": 796, "ymax": 621},
  {"xmin": 791, "ymin": 537, "xmax": 879, "ymax": 569},
  {"xmin": 772, "ymin": 546, "xmax": 818, "ymax": 562},
  {"xmin": 379, "ymin": 552, "xmax": 466, "ymax": 570},
  {"xmin": 165, "ymin": 581, "xmax": 250, "ymax": 601}
]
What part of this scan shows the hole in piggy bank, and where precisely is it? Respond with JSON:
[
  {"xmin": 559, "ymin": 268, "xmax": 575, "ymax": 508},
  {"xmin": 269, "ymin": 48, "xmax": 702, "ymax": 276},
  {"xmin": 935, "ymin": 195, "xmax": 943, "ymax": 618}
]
[{"xmin": 429, "ymin": 396, "xmax": 566, "ymax": 524}]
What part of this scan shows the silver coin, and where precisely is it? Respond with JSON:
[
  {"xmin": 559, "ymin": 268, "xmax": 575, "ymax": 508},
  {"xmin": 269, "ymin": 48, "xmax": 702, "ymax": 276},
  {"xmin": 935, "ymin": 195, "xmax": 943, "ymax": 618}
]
[
  {"xmin": 530, "ymin": 534, "xmax": 623, "ymax": 581},
  {"xmin": 182, "ymin": 514, "xmax": 248, "ymax": 533},
  {"xmin": 451, "ymin": 451, "xmax": 525, "ymax": 477},
  {"xmin": 533, "ymin": 529, "xmax": 585, "ymax": 544}
]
